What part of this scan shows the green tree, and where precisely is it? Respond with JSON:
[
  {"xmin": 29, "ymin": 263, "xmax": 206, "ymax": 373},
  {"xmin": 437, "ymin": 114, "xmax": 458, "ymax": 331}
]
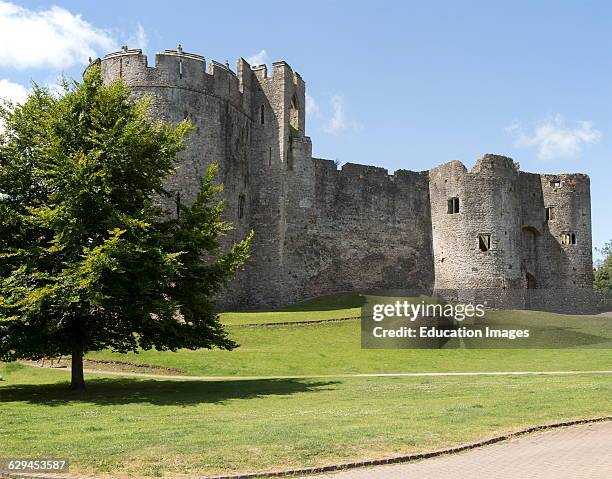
[
  {"xmin": 0, "ymin": 66, "xmax": 251, "ymax": 389},
  {"xmin": 594, "ymin": 241, "xmax": 612, "ymax": 294}
]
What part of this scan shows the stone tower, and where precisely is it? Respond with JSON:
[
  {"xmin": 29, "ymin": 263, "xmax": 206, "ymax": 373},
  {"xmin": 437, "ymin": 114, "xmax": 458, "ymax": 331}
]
[
  {"xmin": 98, "ymin": 47, "xmax": 311, "ymax": 308},
  {"xmin": 429, "ymin": 154, "xmax": 593, "ymax": 308},
  {"xmin": 429, "ymin": 155, "xmax": 524, "ymax": 305}
]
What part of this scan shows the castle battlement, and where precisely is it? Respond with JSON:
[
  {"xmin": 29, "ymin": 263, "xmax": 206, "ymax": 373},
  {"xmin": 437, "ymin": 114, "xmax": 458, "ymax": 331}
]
[
  {"xmin": 96, "ymin": 47, "xmax": 594, "ymax": 310},
  {"xmin": 99, "ymin": 46, "xmax": 304, "ymax": 117},
  {"xmin": 312, "ymin": 159, "xmax": 428, "ymax": 187}
]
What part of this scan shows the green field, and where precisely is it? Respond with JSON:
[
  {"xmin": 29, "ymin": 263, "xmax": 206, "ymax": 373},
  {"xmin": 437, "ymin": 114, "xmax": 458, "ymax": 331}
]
[
  {"xmin": 84, "ymin": 294, "xmax": 612, "ymax": 376},
  {"xmin": 1, "ymin": 294, "xmax": 611, "ymax": 478},
  {"xmin": 219, "ymin": 292, "xmax": 364, "ymax": 325},
  {"xmin": 1, "ymin": 363, "xmax": 611, "ymax": 478}
]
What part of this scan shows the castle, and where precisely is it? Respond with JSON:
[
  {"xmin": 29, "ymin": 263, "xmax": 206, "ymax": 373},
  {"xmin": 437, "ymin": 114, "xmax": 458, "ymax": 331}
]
[{"xmin": 97, "ymin": 46, "xmax": 594, "ymax": 310}]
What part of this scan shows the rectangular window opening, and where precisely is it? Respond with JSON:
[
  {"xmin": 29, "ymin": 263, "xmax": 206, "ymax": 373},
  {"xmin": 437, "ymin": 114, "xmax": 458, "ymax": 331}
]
[
  {"xmin": 447, "ymin": 197, "xmax": 460, "ymax": 214},
  {"xmin": 260, "ymin": 105, "xmax": 265, "ymax": 125},
  {"xmin": 269, "ymin": 147, "xmax": 272, "ymax": 166},
  {"xmin": 561, "ymin": 232, "xmax": 577, "ymax": 245},
  {"xmin": 545, "ymin": 207, "xmax": 553, "ymax": 221},
  {"xmin": 478, "ymin": 234, "xmax": 491, "ymax": 252},
  {"xmin": 550, "ymin": 180, "xmax": 561, "ymax": 188}
]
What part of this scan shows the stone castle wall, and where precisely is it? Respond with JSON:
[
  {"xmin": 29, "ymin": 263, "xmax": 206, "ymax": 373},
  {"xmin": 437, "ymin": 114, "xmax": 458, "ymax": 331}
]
[{"xmin": 98, "ymin": 47, "xmax": 594, "ymax": 310}]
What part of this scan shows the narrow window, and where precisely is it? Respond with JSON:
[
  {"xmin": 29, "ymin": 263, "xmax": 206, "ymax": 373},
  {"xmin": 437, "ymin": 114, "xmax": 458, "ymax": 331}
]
[
  {"xmin": 478, "ymin": 234, "xmax": 491, "ymax": 252},
  {"xmin": 269, "ymin": 147, "xmax": 272, "ymax": 166},
  {"xmin": 550, "ymin": 180, "xmax": 561, "ymax": 188},
  {"xmin": 260, "ymin": 105, "xmax": 265, "ymax": 125},
  {"xmin": 287, "ymin": 150, "xmax": 293, "ymax": 170},
  {"xmin": 175, "ymin": 192, "xmax": 181, "ymax": 218},
  {"xmin": 545, "ymin": 207, "xmax": 553, "ymax": 221},
  {"xmin": 179, "ymin": 59, "xmax": 183, "ymax": 79},
  {"xmin": 238, "ymin": 194, "xmax": 245, "ymax": 219},
  {"xmin": 290, "ymin": 95, "xmax": 299, "ymax": 131},
  {"xmin": 561, "ymin": 232, "xmax": 576, "ymax": 245},
  {"xmin": 447, "ymin": 197, "xmax": 459, "ymax": 214}
]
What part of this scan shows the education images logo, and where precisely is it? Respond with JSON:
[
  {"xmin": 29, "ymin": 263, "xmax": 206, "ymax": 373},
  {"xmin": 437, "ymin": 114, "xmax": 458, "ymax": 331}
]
[{"xmin": 361, "ymin": 298, "xmax": 531, "ymax": 349}]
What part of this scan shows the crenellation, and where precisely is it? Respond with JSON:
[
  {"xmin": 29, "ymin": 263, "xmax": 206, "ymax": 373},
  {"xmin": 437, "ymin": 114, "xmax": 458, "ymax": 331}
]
[
  {"xmin": 96, "ymin": 47, "xmax": 594, "ymax": 310},
  {"xmin": 99, "ymin": 48, "xmax": 254, "ymax": 113},
  {"xmin": 251, "ymin": 64, "xmax": 268, "ymax": 80},
  {"xmin": 340, "ymin": 162, "xmax": 389, "ymax": 177},
  {"xmin": 271, "ymin": 60, "xmax": 293, "ymax": 75}
]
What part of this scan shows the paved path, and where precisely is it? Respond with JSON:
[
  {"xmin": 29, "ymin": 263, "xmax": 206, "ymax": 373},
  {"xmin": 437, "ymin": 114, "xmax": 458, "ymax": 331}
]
[
  {"xmin": 301, "ymin": 422, "xmax": 612, "ymax": 479},
  {"xmin": 29, "ymin": 365, "xmax": 612, "ymax": 381}
]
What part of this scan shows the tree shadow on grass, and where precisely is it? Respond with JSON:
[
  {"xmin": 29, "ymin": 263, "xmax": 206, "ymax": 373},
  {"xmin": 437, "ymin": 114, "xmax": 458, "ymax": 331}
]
[{"xmin": 0, "ymin": 377, "xmax": 340, "ymax": 406}]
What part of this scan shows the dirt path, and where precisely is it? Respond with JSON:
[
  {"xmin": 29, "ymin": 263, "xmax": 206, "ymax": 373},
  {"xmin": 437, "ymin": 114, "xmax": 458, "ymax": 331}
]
[{"xmin": 26, "ymin": 364, "xmax": 612, "ymax": 381}]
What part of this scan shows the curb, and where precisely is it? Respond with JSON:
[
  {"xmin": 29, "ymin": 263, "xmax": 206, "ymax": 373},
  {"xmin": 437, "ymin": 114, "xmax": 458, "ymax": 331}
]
[{"xmin": 2, "ymin": 416, "xmax": 610, "ymax": 479}]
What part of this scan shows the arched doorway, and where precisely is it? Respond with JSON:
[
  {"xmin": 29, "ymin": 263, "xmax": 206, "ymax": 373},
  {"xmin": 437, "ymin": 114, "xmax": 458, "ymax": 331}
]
[{"xmin": 526, "ymin": 272, "xmax": 537, "ymax": 289}]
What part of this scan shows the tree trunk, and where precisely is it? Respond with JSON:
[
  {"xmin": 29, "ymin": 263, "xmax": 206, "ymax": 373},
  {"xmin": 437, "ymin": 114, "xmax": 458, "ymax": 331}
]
[{"xmin": 70, "ymin": 347, "xmax": 85, "ymax": 390}]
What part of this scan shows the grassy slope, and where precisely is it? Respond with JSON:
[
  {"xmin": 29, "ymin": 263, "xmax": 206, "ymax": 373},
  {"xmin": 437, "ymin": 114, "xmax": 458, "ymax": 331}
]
[
  {"xmin": 87, "ymin": 310, "xmax": 612, "ymax": 376},
  {"xmin": 219, "ymin": 292, "xmax": 364, "ymax": 325},
  {"xmin": 1, "ymin": 363, "xmax": 611, "ymax": 478},
  {"xmin": 86, "ymin": 324, "xmax": 612, "ymax": 376}
]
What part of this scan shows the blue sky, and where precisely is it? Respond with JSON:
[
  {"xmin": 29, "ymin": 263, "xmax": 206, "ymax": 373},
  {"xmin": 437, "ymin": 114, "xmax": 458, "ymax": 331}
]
[{"xmin": 1, "ymin": 0, "xmax": 610, "ymax": 258}]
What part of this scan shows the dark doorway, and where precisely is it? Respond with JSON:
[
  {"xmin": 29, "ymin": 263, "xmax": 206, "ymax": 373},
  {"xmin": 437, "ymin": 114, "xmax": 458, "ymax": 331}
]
[{"xmin": 526, "ymin": 272, "xmax": 537, "ymax": 289}]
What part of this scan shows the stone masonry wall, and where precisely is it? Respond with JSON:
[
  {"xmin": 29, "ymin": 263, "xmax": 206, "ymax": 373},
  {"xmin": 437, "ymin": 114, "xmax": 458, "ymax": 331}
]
[{"xmin": 97, "ymin": 47, "xmax": 594, "ymax": 311}]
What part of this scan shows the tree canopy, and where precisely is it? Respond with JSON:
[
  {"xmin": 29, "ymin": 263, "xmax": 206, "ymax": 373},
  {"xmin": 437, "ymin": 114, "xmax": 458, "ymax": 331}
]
[
  {"xmin": 595, "ymin": 241, "xmax": 612, "ymax": 293},
  {"xmin": 0, "ymin": 66, "xmax": 251, "ymax": 389}
]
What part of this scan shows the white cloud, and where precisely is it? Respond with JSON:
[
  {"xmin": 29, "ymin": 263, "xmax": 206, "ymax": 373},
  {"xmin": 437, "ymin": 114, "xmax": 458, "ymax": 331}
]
[
  {"xmin": 0, "ymin": 78, "xmax": 29, "ymax": 135},
  {"xmin": 0, "ymin": 1, "xmax": 116, "ymax": 70},
  {"xmin": 323, "ymin": 95, "xmax": 361, "ymax": 134},
  {"xmin": 246, "ymin": 49, "xmax": 268, "ymax": 67},
  {"xmin": 305, "ymin": 93, "xmax": 320, "ymax": 117},
  {"xmin": 0, "ymin": 78, "xmax": 28, "ymax": 104},
  {"xmin": 508, "ymin": 114, "xmax": 602, "ymax": 160},
  {"xmin": 126, "ymin": 22, "xmax": 147, "ymax": 52}
]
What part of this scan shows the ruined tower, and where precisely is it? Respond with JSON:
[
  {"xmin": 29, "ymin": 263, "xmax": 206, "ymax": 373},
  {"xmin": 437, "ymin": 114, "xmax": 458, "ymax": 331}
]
[{"xmin": 430, "ymin": 154, "xmax": 593, "ymax": 308}]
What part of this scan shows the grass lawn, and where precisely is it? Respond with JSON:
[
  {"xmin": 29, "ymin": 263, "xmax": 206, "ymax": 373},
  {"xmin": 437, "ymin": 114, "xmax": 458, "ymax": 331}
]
[
  {"xmin": 85, "ymin": 293, "xmax": 612, "ymax": 376},
  {"xmin": 1, "ymin": 363, "xmax": 611, "ymax": 478},
  {"xmin": 219, "ymin": 292, "xmax": 364, "ymax": 325},
  {"xmin": 86, "ymin": 320, "xmax": 612, "ymax": 377},
  {"xmin": 3, "ymin": 294, "xmax": 611, "ymax": 478}
]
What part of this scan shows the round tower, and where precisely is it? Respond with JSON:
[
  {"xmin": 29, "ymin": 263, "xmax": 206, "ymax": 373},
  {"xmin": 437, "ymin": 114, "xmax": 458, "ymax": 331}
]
[
  {"xmin": 429, "ymin": 154, "xmax": 523, "ymax": 306},
  {"xmin": 539, "ymin": 173, "xmax": 593, "ymax": 290},
  {"xmin": 99, "ymin": 47, "xmax": 251, "ymax": 216},
  {"xmin": 98, "ymin": 46, "xmax": 255, "ymax": 307}
]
